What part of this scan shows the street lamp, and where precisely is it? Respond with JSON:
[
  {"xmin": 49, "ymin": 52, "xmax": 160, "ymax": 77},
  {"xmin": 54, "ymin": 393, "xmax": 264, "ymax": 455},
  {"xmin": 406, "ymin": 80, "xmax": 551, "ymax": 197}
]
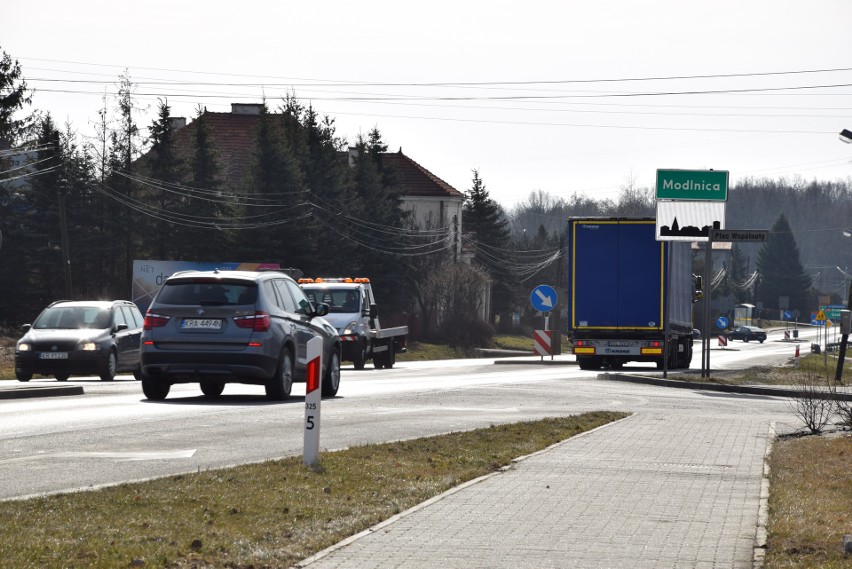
[{"xmin": 835, "ymin": 135, "xmax": 852, "ymax": 381}]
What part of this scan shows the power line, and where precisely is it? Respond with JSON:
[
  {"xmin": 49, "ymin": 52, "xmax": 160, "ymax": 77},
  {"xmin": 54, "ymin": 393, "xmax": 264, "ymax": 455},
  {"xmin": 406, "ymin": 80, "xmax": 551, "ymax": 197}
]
[{"xmin": 20, "ymin": 57, "xmax": 852, "ymax": 87}]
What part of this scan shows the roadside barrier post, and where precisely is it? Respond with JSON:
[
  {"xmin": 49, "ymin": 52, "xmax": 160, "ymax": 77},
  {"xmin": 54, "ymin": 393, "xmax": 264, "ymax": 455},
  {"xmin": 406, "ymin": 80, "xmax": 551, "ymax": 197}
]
[
  {"xmin": 718, "ymin": 335, "xmax": 727, "ymax": 349},
  {"xmin": 534, "ymin": 330, "xmax": 552, "ymax": 360},
  {"xmin": 303, "ymin": 337, "xmax": 322, "ymax": 467},
  {"xmin": 795, "ymin": 344, "xmax": 800, "ymax": 368}
]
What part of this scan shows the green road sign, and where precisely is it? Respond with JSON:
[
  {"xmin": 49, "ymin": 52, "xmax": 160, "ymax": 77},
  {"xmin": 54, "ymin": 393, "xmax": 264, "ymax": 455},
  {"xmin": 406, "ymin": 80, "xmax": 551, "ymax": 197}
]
[{"xmin": 656, "ymin": 169, "xmax": 729, "ymax": 201}]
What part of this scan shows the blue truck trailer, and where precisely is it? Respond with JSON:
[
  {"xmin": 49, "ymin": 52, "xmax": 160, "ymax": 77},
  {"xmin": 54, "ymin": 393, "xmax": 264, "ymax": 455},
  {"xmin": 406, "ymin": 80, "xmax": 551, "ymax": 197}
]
[{"xmin": 567, "ymin": 217, "xmax": 696, "ymax": 370}]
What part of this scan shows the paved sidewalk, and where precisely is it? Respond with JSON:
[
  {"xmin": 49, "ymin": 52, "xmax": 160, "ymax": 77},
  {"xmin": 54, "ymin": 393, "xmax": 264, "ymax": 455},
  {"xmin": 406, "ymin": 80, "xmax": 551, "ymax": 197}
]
[{"xmin": 298, "ymin": 413, "xmax": 772, "ymax": 569}]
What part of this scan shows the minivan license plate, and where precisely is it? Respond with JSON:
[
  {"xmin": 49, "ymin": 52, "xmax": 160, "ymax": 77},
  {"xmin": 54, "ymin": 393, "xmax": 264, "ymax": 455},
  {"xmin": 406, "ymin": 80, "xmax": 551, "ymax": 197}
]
[
  {"xmin": 181, "ymin": 318, "xmax": 222, "ymax": 330},
  {"xmin": 39, "ymin": 352, "xmax": 68, "ymax": 359}
]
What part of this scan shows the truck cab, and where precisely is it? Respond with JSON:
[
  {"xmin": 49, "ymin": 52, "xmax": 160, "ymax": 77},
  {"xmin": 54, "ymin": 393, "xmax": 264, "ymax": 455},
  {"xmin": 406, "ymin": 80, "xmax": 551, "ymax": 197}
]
[{"xmin": 299, "ymin": 278, "xmax": 406, "ymax": 369}]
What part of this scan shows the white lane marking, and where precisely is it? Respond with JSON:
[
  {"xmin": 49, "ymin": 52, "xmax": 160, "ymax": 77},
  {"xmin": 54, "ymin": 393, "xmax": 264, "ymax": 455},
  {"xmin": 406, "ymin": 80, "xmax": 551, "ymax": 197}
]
[
  {"xmin": 0, "ymin": 449, "xmax": 197, "ymax": 464},
  {"xmin": 372, "ymin": 407, "xmax": 520, "ymax": 415}
]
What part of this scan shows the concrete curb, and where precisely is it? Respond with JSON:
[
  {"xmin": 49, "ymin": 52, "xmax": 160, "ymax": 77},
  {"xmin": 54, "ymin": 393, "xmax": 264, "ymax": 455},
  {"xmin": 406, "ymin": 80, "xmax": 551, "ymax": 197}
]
[
  {"xmin": 752, "ymin": 422, "xmax": 775, "ymax": 569},
  {"xmin": 598, "ymin": 372, "xmax": 852, "ymax": 401},
  {"xmin": 0, "ymin": 384, "xmax": 84, "ymax": 400}
]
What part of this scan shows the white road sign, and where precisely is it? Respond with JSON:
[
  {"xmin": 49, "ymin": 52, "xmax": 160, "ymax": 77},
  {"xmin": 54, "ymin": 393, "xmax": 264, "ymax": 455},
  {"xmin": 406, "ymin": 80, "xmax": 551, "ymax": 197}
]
[{"xmin": 656, "ymin": 201, "xmax": 726, "ymax": 242}]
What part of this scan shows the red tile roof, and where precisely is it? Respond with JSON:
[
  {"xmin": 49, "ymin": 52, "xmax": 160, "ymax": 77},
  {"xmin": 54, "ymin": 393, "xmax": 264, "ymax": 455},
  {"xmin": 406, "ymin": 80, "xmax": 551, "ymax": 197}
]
[
  {"xmin": 170, "ymin": 111, "xmax": 261, "ymax": 190},
  {"xmin": 379, "ymin": 150, "xmax": 463, "ymax": 199},
  {"xmin": 160, "ymin": 110, "xmax": 462, "ymax": 200}
]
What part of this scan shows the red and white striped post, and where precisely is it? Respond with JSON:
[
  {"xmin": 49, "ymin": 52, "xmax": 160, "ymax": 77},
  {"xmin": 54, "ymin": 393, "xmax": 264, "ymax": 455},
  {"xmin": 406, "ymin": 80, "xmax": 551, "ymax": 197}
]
[
  {"xmin": 534, "ymin": 330, "xmax": 552, "ymax": 360},
  {"xmin": 303, "ymin": 336, "xmax": 323, "ymax": 466},
  {"xmin": 718, "ymin": 335, "xmax": 727, "ymax": 348},
  {"xmin": 795, "ymin": 343, "xmax": 800, "ymax": 368}
]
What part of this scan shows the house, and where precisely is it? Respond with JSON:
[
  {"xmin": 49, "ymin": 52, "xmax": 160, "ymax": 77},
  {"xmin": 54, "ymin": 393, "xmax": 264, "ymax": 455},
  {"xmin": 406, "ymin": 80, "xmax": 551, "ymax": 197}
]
[{"xmin": 161, "ymin": 103, "xmax": 465, "ymax": 258}]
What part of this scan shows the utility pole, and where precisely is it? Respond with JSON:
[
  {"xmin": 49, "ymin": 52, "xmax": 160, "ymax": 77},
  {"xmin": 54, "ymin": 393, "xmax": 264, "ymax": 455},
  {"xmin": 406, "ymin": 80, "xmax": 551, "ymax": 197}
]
[
  {"xmin": 835, "ymin": 283, "xmax": 851, "ymax": 383},
  {"xmin": 453, "ymin": 214, "xmax": 459, "ymax": 263},
  {"xmin": 58, "ymin": 176, "xmax": 73, "ymax": 298}
]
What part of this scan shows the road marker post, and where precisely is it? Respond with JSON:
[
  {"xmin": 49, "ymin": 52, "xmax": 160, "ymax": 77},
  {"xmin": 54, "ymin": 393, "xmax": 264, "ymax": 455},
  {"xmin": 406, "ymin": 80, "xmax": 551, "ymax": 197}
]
[
  {"xmin": 718, "ymin": 335, "xmax": 727, "ymax": 348},
  {"xmin": 303, "ymin": 336, "xmax": 323, "ymax": 467},
  {"xmin": 795, "ymin": 344, "xmax": 800, "ymax": 368}
]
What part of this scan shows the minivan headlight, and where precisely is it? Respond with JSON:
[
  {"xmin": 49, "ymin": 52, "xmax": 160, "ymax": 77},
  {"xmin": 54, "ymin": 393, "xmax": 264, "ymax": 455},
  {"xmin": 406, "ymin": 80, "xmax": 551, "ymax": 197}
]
[
  {"xmin": 79, "ymin": 342, "xmax": 98, "ymax": 351},
  {"xmin": 17, "ymin": 343, "xmax": 31, "ymax": 351},
  {"xmin": 342, "ymin": 321, "xmax": 359, "ymax": 335}
]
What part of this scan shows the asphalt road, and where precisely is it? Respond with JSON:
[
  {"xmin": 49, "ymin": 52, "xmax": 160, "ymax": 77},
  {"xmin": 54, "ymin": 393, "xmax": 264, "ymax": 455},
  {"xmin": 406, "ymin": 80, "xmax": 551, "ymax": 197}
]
[{"xmin": 0, "ymin": 327, "xmax": 818, "ymax": 501}]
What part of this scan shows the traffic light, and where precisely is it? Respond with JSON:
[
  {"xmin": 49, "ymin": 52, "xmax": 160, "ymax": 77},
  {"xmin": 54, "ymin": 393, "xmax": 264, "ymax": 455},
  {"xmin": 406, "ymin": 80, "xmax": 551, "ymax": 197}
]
[{"xmin": 692, "ymin": 274, "xmax": 703, "ymax": 303}]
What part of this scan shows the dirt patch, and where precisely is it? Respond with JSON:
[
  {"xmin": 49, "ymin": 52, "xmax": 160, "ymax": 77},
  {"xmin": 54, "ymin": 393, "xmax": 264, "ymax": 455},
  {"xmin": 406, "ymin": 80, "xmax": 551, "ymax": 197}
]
[{"xmin": 0, "ymin": 340, "xmax": 13, "ymax": 367}]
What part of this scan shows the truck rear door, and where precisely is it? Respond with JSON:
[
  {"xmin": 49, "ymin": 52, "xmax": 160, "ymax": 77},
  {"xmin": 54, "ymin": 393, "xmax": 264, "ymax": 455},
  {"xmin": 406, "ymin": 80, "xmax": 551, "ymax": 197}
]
[{"xmin": 570, "ymin": 219, "xmax": 664, "ymax": 330}]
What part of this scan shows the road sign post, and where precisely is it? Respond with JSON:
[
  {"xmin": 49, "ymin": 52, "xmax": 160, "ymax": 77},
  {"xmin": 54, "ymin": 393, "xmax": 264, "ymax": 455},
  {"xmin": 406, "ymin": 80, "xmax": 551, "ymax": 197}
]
[
  {"xmin": 530, "ymin": 285, "xmax": 557, "ymax": 332},
  {"xmin": 656, "ymin": 169, "xmax": 729, "ymax": 378},
  {"xmin": 303, "ymin": 336, "xmax": 323, "ymax": 467}
]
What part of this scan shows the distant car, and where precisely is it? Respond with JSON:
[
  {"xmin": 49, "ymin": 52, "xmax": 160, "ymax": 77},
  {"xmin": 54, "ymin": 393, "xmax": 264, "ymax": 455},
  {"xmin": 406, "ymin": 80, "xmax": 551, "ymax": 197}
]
[
  {"xmin": 140, "ymin": 269, "xmax": 341, "ymax": 401},
  {"xmin": 14, "ymin": 300, "xmax": 144, "ymax": 382},
  {"xmin": 728, "ymin": 325, "xmax": 767, "ymax": 343}
]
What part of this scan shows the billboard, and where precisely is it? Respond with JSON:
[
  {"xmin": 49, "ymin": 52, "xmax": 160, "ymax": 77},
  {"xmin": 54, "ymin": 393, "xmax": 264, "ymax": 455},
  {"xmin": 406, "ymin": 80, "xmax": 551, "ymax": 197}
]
[{"xmin": 132, "ymin": 260, "xmax": 281, "ymax": 313}]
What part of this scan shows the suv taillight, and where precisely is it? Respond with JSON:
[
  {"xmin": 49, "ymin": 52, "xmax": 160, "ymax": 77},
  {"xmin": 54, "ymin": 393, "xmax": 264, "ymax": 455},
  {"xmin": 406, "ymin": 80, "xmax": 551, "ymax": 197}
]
[
  {"xmin": 234, "ymin": 311, "xmax": 270, "ymax": 332},
  {"xmin": 143, "ymin": 311, "xmax": 170, "ymax": 330}
]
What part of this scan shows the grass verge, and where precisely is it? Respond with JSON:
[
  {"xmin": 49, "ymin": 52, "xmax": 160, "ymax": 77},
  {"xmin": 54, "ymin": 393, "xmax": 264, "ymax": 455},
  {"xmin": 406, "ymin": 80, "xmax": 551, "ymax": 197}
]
[
  {"xmin": 765, "ymin": 433, "xmax": 852, "ymax": 568},
  {"xmin": 0, "ymin": 412, "xmax": 627, "ymax": 568},
  {"xmin": 669, "ymin": 353, "xmax": 852, "ymax": 386},
  {"xmin": 395, "ymin": 334, "xmax": 569, "ymax": 362}
]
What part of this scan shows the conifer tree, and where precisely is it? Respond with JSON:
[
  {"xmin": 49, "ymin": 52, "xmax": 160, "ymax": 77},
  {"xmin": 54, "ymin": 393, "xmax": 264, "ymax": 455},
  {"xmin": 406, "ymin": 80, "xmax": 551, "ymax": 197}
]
[
  {"xmin": 300, "ymin": 105, "xmax": 355, "ymax": 275},
  {"xmin": 145, "ymin": 98, "xmax": 185, "ymax": 259},
  {"xmin": 0, "ymin": 47, "xmax": 31, "ymax": 144},
  {"xmin": 0, "ymin": 47, "xmax": 33, "ymax": 320},
  {"xmin": 755, "ymin": 213, "xmax": 811, "ymax": 313},
  {"xmin": 464, "ymin": 169, "xmax": 514, "ymax": 325},
  {"xmin": 22, "ymin": 116, "xmax": 65, "ymax": 305},
  {"xmin": 242, "ymin": 103, "xmax": 309, "ymax": 268},
  {"xmin": 347, "ymin": 131, "xmax": 410, "ymax": 312},
  {"xmin": 187, "ymin": 105, "xmax": 229, "ymax": 261}
]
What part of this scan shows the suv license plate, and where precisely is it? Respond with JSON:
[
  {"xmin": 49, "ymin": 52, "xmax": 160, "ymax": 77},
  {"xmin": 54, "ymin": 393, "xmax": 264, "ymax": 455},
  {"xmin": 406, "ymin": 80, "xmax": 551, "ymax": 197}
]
[
  {"xmin": 39, "ymin": 352, "xmax": 69, "ymax": 360},
  {"xmin": 181, "ymin": 318, "xmax": 223, "ymax": 330}
]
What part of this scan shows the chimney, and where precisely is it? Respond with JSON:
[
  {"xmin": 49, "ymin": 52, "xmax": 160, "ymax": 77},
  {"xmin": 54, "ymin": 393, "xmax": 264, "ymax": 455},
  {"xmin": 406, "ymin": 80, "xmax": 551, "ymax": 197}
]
[
  {"xmin": 169, "ymin": 117, "xmax": 187, "ymax": 130},
  {"xmin": 231, "ymin": 103, "xmax": 263, "ymax": 115}
]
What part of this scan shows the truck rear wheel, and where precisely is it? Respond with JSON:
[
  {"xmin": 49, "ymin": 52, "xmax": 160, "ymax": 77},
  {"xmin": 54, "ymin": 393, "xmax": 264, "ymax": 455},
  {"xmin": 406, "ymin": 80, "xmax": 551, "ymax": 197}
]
[{"xmin": 578, "ymin": 357, "xmax": 601, "ymax": 371}]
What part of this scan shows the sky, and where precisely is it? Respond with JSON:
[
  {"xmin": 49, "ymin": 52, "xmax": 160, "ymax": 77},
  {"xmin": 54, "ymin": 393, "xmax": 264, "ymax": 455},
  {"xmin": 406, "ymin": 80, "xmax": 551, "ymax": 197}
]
[{"xmin": 3, "ymin": 0, "xmax": 852, "ymax": 209}]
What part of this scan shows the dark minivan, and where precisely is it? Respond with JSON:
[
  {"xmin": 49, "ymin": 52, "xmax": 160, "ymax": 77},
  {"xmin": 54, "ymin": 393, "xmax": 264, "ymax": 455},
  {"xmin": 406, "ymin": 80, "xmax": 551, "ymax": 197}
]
[{"xmin": 15, "ymin": 300, "xmax": 144, "ymax": 381}]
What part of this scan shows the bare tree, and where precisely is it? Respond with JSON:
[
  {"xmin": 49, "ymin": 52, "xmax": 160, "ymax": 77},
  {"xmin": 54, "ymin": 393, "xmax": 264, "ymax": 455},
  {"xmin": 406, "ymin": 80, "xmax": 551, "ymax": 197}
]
[
  {"xmin": 788, "ymin": 370, "xmax": 836, "ymax": 434},
  {"xmin": 430, "ymin": 261, "xmax": 492, "ymax": 350}
]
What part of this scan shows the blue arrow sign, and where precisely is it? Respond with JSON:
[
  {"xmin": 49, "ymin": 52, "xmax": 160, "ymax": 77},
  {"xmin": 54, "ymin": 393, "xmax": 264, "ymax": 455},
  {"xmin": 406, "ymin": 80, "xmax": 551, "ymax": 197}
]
[
  {"xmin": 530, "ymin": 285, "xmax": 557, "ymax": 313},
  {"xmin": 716, "ymin": 316, "xmax": 729, "ymax": 329},
  {"xmin": 783, "ymin": 310, "xmax": 792, "ymax": 321}
]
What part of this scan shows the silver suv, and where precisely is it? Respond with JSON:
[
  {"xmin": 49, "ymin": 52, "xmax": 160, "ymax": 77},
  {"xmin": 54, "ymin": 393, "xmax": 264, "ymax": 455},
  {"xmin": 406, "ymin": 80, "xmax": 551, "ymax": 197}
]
[{"xmin": 140, "ymin": 270, "xmax": 341, "ymax": 401}]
